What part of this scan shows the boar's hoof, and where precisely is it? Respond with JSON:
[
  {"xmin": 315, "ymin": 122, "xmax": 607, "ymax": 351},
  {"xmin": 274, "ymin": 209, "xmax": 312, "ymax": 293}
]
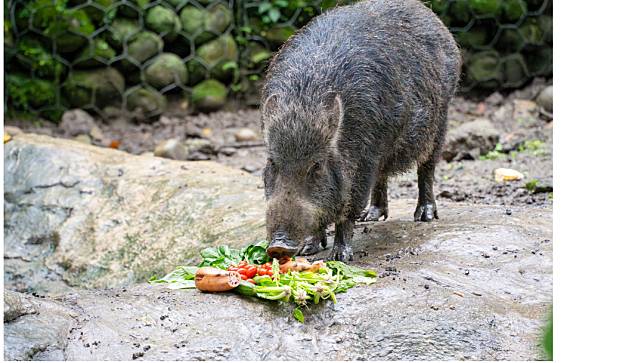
[
  {"xmin": 414, "ymin": 203, "xmax": 439, "ymax": 222},
  {"xmin": 359, "ymin": 206, "xmax": 388, "ymax": 222},
  {"xmin": 329, "ymin": 244, "xmax": 353, "ymax": 262},
  {"xmin": 300, "ymin": 241, "xmax": 323, "ymax": 255}
]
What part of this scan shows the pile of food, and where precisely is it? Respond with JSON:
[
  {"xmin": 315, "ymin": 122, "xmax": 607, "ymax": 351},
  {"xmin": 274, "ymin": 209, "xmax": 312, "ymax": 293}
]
[{"xmin": 149, "ymin": 241, "xmax": 376, "ymax": 322}]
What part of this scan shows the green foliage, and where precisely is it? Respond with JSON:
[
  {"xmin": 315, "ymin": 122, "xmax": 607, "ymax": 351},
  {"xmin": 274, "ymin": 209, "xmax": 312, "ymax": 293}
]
[
  {"xmin": 542, "ymin": 311, "xmax": 553, "ymax": 360},
  {"xmin": 519, "ymin": 139, "xmax": 546, "ymax": 156},
  {"xmin": 525, "ymin": 178, "xmax": 539, "ymax": 192},
  {"xmin": 480, "ymin": 142, "xmax": 505, "ymax": 160},
  {"xmin": 6, "ymin": 74, "xmax": 63, "ymax": 121},
  {"xmin": 16, "ymin": 37, "xmax": 66, "ymax": 79},
  {"xmin": 5, "ymin": 0, "xmax": 552, "ymax": 121}
]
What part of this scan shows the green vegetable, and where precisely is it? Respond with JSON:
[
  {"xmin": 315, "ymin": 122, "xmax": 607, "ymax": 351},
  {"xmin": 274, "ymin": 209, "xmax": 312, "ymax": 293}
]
[
  {"xmin": 151, "ymin": 241, "xmax": 377, "ymax": 323},
  {"xmin": 198, "ymin": 240, "xmax": 269, "ymax": 269},
  {"xmin": 149, "ymin": 266, "xmax": 197, "ymax": 289},
  {"xmin": 293, "ymin": 307, "xmax": 305, "ymax": 323}
]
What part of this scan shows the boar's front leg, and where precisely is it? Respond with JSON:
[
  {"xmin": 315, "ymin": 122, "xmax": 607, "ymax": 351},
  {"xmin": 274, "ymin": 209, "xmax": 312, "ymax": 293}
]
[
  {"xmin": 414, "ymin": 159, "xmax": 439, "ymax": 222},
  {"xmin": 329, "ymin": 220, "xmax": 354, "ymax": 262},
  {"xmin": 300, "ymin": 229, "xmax": 327, "ymax": 255},
  {"xmin": 359, "ymin": 176, "xmax": 389, "ymax": 222}
]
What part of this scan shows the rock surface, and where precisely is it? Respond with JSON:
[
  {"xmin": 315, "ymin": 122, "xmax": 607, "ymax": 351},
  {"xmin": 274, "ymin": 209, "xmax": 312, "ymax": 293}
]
[
  {"xmin": 4, "ymin": 200, "xmax": 552, "ymax": 360},
  {"xmin": 536, "ymin": 85, "xmax": 553, "ymax": 113},
  {"xmin": 4, "ymin": 134, "xmax": 265, "ymax": 294},
  {"xmin": 442, "ymin": 118, "xmax": 500, "ymax": 162},
  {"xmin": 4, "ymin": 134, "xmax": 552, "ymax": 360}
]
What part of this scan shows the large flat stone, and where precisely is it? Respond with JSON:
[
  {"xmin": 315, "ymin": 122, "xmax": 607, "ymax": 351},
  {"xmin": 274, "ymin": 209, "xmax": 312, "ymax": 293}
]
[
  {"xmin": 5, "ymin": 201, "xmax": 551, "ymax": 360},
  {"xmin": 4, "ymin": 134, "xmax": 265, "ymax": 293}
]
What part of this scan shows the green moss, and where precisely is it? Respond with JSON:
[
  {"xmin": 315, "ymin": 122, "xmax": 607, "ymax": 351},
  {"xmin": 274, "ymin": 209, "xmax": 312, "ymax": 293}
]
[
  {"xmin": 63, "ymin": 68, "xmax": 125, "ymax": 108},
  {"xmin": 145, "ymin": 5, "xmax": 181, "ymax": 41},
  {"xmin": 75, "ymin": 38, "xmax": 117, "ymax": 68},
  {"xmin": 106, "ymin": 18, "xmax": 141, "ymax": 48},
  {"xmin": 191, "ymin": 79, "xmax": 228, "ymax": 111},
  {"xmin": 143, "ymin": 53, "xmax": 188, "ymax": 88},
  {"xmin": 125, "ymin": 86, "xmax": 167, "ymax": 118}
]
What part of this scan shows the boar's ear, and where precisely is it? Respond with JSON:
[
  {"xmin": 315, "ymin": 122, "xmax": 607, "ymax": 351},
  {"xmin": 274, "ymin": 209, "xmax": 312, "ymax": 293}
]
[
  {"xmin": 261, "ymin": 94, "xmax": 279, "ymax": 138},
  {"xmin": 326, "ymin": 94, "xmax": 344, "ymax": 149}
]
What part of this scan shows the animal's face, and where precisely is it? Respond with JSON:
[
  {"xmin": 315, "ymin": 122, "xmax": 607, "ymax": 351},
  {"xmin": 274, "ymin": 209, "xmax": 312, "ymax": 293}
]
[{"xmin": 261, "ymin": 94, "xmax": 345, "ymax": 258}]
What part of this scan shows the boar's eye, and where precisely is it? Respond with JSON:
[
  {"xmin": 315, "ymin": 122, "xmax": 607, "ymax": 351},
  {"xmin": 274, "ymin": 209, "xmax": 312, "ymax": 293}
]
[{"xmin": 307, "ymin": 161, "xmax": 322, "ymax": 177}]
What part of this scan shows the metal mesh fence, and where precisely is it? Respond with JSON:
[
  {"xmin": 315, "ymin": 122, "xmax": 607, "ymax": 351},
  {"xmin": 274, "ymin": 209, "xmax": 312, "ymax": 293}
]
[{"xmin": 4, "ymin": 0, "xmax": 552, "ymax": 122}]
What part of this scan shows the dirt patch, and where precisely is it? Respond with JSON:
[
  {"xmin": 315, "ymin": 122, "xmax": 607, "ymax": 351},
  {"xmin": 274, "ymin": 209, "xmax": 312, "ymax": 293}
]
[{"xmin": 6, "ymin": 80, "xmax": 553, "ymax": 207}]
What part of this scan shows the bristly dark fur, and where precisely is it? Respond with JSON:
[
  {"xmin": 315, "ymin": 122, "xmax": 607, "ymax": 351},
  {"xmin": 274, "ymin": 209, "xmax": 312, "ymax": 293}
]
[{"xmin": 261, "ymin": 0, "xmax": 462, "ymax": 261}]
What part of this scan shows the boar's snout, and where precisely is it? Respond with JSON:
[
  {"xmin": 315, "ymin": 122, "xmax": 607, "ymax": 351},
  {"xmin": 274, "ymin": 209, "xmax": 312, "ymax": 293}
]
[{"xmin": 267, "ymin": 231, "xmax": 300, "ymax": 259}]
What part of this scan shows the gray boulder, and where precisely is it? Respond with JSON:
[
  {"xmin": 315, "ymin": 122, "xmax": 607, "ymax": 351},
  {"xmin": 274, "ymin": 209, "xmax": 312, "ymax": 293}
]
[
  {"xmin": 442, "ymin": 118, "xmax": 501, "ymax": 162},
  {"xmin": 59, "ymin": 109, "xmax": 96, "ymax": 137},
  {"xmin": 4, "ymin": 133, "xmax": 265, "ymax": 293},
  {"xmin": 536, "ymin": 85, "xmax": 553, "ymax": 113}
]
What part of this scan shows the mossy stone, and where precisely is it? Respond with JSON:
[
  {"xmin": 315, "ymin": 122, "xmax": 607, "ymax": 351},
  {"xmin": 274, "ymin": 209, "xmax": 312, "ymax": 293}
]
[{"xmin": 191, "ymin": 79, "xmax": 228, "ymax": 112}]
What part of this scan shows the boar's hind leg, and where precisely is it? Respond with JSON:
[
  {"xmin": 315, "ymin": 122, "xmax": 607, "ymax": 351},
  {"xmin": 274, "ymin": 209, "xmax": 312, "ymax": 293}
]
[
  {"xmin": 359, "ymin": 176, "xmax": 389, "ymax": 222},
  {"xmin": 329, "ymin": 220, "xmax": 354, "ymax": 262},
  {"xmin": 414, "ymin": 158, "xmax": 439, "ymax": 222}
]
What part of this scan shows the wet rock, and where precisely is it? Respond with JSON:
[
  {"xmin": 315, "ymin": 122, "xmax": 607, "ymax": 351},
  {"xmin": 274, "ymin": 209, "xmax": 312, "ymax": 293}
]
[
  {"xmin": 3, "ymin": 291, "xmax": 77, "ymax": 361},
  {"xmin": 536, "ymin": 85, "xmax": 553, "ymax": 113},
  {"xmin": 10, "ymin": 200, "xmax": 551, "ymax": 361},
  {"xmin": 60, "ymin": 109, "xmax": 96, "ymax": 137},
  {"xmin": 442, "ymin": 118, "xmax": 500, "ymax": 162},
  {"xmin": 154, "ymin": 139, "xmax": 188, "ymax": 160},
  {"xmin": 234, "ymin": 128, "xmax": 259, "ymax": 142},
  {"xmin": 4, "ymin": 134, "xmax": 265, "ymax": 292},
  {"xmin": 494, "ymin": 168, "xmax": 525, "ymax": 182},
  {"xmin": 4, "ymin": 290, "xmax": 36, "ymax": 323}
]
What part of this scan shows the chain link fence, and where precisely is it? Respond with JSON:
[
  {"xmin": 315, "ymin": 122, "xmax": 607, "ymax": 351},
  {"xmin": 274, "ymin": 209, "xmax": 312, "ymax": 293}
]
[{"xmin": 4, "ymin": 0, "xmax": 552, "ymax": 122}]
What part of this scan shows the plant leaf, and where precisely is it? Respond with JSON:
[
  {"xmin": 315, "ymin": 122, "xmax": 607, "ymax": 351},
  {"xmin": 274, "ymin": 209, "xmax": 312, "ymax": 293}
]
[{"xmin": 293, "ymin": 307, "xmax": 305, "ymax": 323}]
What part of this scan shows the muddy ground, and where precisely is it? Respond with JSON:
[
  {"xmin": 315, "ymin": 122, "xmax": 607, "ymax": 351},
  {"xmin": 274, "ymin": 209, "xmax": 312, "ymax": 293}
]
[
  {"xmin": 6, "ymin": 79, "xmax": 553, "ymax": 208},
  {"xmin": 4, "ymin": 80, "xmax": 553, "ymax": 360}
]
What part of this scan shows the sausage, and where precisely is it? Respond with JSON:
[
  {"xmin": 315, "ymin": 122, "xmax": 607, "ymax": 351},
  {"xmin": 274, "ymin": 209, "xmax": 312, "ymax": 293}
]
[{"xmin": 195, "ymin": 267, "xmax": 241, "ymax": 292}]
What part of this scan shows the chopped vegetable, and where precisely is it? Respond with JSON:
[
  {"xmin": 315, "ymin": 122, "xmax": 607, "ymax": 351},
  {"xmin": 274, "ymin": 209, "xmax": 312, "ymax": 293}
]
[
  {"xmin": 149, "ymin": 241, "xmax": 377, "ymax": 322},
  {"xmin": 195, "ymin": 267, "xmax": 241, "ymax": 292}
]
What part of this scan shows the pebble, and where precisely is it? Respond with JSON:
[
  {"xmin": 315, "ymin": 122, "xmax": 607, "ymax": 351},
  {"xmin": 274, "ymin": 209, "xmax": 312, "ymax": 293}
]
[
  {"xmin": 154, "ymin": 139, "xmax": 188, "ymax": 161},
  {"xmin": 234, "ymin": 128, "xmax": 259, "ymax": 142},
  {"xmin": 73, "ymin": 134, "xmax": 92, "ymax": 144},
  {"xmin": 89, "ymin": 126, "xmax": 105, "ymax": 142},
  {"xmin": 494, "ymin": 168, "xmax": 525, "ymax": 183},
  {"xmin": 241, "ymin": 164, "xmax": 259, "ymax": 173},
  {"xmin": 5, "ymin": 126, "xmax": 23, "ymax": 136},
  {"xmin": 218, "ymin": 147, "xmax": 237, "ymax": 156},
  {"xmin": 60, "ymin": 109, "xmax": 96, "ymax": 137},
  {"xmin": 536, "ymin": 85, "xmax": 553, "ymax": 113}
]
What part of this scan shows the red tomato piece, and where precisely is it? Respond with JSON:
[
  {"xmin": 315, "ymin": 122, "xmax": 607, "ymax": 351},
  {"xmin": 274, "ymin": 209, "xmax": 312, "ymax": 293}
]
[{"xmin": 247, "ymin": 266, "xmax": 257, "ymax": 277}]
